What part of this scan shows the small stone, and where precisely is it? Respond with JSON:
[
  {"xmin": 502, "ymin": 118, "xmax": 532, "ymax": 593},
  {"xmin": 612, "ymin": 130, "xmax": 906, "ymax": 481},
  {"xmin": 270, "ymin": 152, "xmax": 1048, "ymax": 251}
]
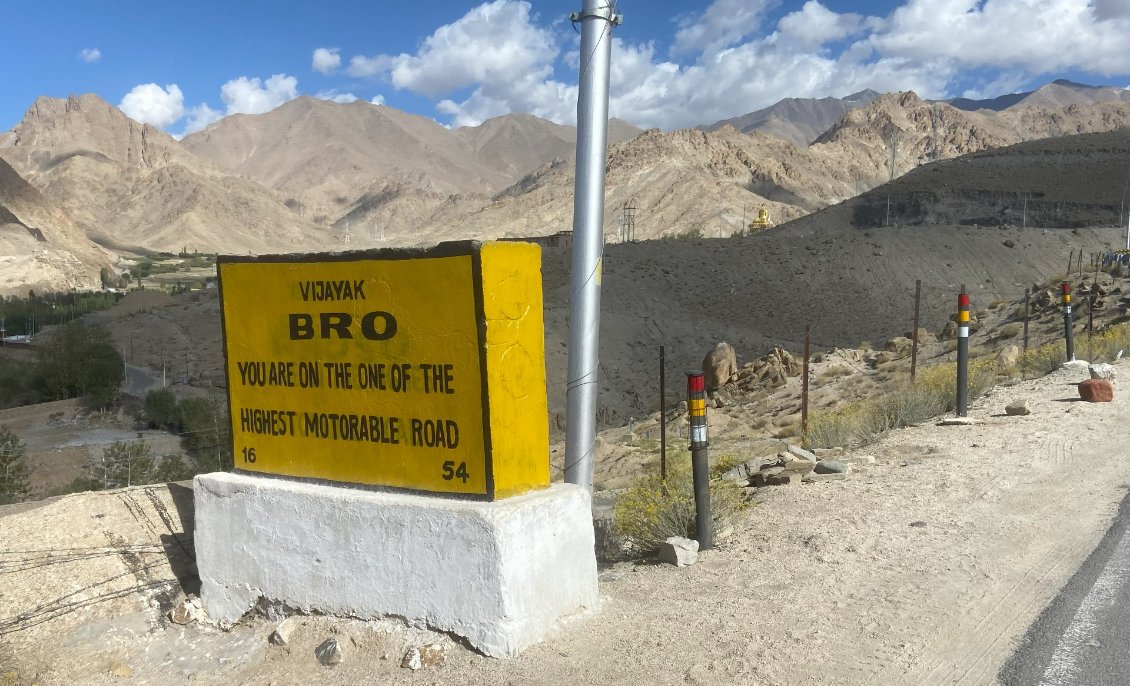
[
  {"xmin": 814, "ymin": 459, "xmax": 847, "ymax": 474},
  {"xmin": 168, "ymin": 595, "xmax": 205, "ymax": 625},
  {"xmin": 1005, "ymin": 399, "xmax": 1031, "ymax": 416},
  {"xmin": 812, "ymin": 447, "xmax": 843, "ymax": 458},
  {"xmin": 844, "ymin": 455, "xmax": 876, "ymax": 466},
  {"xmin": 802, "ymin": 472, "xmax": 846, "ymax": 483},
  {"xmin": 938, "ymin": 417, "xmax": 978, "ymax": 426},
  {"xmin": 108, "ymin": 661, "xmax": 133, "ymax": 678},
  {"xmin": 658, "ymin": 536, "xmax": 700, "ymax": 566},
  {"xmin": 315, "ymin": 638, "xmax": 343, "ymax": 666},
  {"xmin": 909, "ymin": 521, "xmax": 928, "ymax": 528},
  {"xmin": 782, "ymin": 458, "xmax": 816, "ymax": 474},
  {"xmin": 1062, "ymin": 359, "xmax": 1091, "ymax": 371},
  {"xmin": 1090, "ymin": 363, "xmax": 1117, "ymax": 380},
  {"xmin": 401, "ymin": 644, "xmax": 446, "ymax": 670},
  {"xmin": 269, "ymin": 618, "xmax": 297, "ymax": 647},
  {"xmin": 1079, "ymin": 379, "xmax": 1114, "ymax": 402}
]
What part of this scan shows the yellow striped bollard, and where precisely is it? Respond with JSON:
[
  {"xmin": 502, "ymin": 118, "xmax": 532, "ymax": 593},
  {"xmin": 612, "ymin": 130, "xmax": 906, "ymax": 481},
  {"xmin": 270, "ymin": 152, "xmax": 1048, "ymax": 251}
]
[
  {"xmin": 1062, "ymin": 281, "xmax": 1075, "ymax": 362},
  {"xmin": 956, "ymin": 288, "xmax": 970, "ymax": 417},
  {"xmin": 686, "ymin": 370, "xmax": 712, "ymax": 550}
]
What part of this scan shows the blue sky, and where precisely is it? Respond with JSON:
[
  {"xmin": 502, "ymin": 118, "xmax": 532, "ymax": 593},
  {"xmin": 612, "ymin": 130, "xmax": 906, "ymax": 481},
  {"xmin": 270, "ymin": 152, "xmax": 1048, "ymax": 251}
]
[{"xmin": 3, "ymin": 0, "xmax": 1129, "ymax": 137}]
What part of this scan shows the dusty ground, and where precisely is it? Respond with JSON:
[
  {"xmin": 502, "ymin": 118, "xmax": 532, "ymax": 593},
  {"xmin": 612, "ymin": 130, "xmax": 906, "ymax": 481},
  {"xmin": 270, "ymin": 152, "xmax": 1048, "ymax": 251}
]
[{"xmin": 1, "ymin": 360, "xmax": 1126, "ymax": 685}]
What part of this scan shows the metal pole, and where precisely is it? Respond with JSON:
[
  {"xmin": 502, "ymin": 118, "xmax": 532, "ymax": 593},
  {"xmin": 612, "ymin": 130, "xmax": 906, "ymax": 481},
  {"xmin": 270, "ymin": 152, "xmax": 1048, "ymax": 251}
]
[
  {"xmin": 1022, "ymin": 287, "xmax": 1031, "ymax": 355},
  {"xmin": 659, "ymin": 345, "xmax": 666, "ymax": 481},
  {"xmin": 564, "ymin": 0, "xmax": 619, "ymax": 490},
  {"xmin": 687, "ymin": 371, "xmax": 711, "ymax": 550},
  {"xmin": 801, "ymin": 325, "xmax": 810, "ymax": 442},
  {"xmin": 910, "ymin": 279, "xmax": 922, "ymax": 381},
  {"xmin": 956, "ymin": 287, "xmax": 970, "ymax": 417},
  {"xmin": 1062, "ymin": 281, "xmax": 1075, "ymax": 362}
]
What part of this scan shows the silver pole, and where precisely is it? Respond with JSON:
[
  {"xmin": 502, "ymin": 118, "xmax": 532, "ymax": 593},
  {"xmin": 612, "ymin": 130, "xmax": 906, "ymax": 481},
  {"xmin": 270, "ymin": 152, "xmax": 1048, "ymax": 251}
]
[{"xmin": 564, "ymin": 0, "xmax": 619, "ymax": 489}]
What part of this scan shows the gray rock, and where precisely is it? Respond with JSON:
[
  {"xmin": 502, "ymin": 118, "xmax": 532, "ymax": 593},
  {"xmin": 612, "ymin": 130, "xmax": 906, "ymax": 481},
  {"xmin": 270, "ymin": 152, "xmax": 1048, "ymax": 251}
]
[
  {"xmin": 814, "ymin": 459, "xmax": 847, "ymax": 474},
  {"xmin": 781, "ymin": 457, "xmax": 816, "ymax": 474},
  {"xmin": 1004, "ymin": 399, "xmax": 1031, "ymax": 416},
  {"xmin": 997, "ymin": 345, "xmax": 1020, "ymax": 369},
  {"xmin": 803, "ymin": 473, "xmax": 847, "ymax": 483},
  {"xmin": 786, "ymin": 444, "xmax": 818, "ymax": 462},
  {"xmin": 657, "ymin": 536, "xmax": 699, "ymax": 567},
  {"xmin": 269, "ymin": 618, "xmax": 298, "ymax": 647},
  {"xmin": 843, "ymin": 455, "xmax": 876, "ymax": 466},
  {"xmin": 1090, "ymin": 363, "xmax": 1117, "ymax": 380},
  {"xmin": 315, "ymin": 638, "xmax": 343, "ymax": 666},
  {"xmin": 938, "ymin": 417, "xmax": 978, "ymax": 426},
  {"xmin": 764, "ymin": 471, "xmax": 803, "ymax": 486},
  {"xmin": 812, "ymin": 447, "xmax": 843, "ymax": 458}
]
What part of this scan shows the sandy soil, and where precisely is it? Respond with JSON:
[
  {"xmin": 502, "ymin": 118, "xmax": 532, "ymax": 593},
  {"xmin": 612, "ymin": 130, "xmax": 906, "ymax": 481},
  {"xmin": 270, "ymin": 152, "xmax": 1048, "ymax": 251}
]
[{"xmin": 0, "ymin": 360, "xmax": 1126, "ymax": 685}]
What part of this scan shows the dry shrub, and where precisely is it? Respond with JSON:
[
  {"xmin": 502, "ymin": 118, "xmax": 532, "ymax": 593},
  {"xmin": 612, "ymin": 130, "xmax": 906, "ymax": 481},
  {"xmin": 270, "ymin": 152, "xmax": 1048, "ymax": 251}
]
[
  {"xmin": 1019, "ymin": 341, "xmax": 1066, "ymax": 377},
  {"xmin": 998, "ymin": 323, "xmax": 1022, "ymax": 339},
  {"xmin": 614, "ymin": 459, "xmax": 748, "ymax": 553},
  {"xmin": 1081, "ymin": 322, "xmax": 1130, "ymax": 362},
  {"xmin": 806, "ymin": 358, "xmax": 997, "ymax": 449}
]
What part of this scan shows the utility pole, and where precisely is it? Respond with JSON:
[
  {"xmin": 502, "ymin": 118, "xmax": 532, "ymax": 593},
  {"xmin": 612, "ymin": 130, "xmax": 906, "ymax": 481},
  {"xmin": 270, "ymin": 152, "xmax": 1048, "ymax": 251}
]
[{"xmin": 564, "ymin": 0, "xmax": 620, "ymax": 491}]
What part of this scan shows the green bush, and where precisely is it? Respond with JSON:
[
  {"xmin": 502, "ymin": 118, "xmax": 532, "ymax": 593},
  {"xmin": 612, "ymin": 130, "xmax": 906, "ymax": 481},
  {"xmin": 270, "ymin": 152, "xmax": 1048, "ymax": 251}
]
[{"xmin": 614, "ymin": 460, "xmax": 748, "ymax": 553}]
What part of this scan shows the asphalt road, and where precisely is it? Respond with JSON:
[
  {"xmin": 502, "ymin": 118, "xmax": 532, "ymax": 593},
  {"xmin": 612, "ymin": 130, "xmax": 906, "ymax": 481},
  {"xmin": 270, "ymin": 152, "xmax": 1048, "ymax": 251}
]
[{"xmin": 999, "ymin": 489, "xmax": 1130, "ymax": 686}]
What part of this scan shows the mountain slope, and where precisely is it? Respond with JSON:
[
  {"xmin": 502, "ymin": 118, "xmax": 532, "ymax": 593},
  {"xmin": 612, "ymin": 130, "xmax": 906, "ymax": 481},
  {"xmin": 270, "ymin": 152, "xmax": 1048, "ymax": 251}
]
[
  {"xmin": 0, "ymin": 155, "xmax": 111, "ymax": 295},
  {"xmin": 948, "ymin": 79, "xmax": 1130, "ymax": 112},
  {"xmin": 700, "ymin": 90, "xmax": 881, "ymax": 145},
  {"xmin": 0, "ymin": 94, "xmax": 330, "ymax": 254}
]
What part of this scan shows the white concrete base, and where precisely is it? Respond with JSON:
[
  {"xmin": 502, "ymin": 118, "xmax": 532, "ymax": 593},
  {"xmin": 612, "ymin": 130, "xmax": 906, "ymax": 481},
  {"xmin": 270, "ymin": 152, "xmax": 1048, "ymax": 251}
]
[{"xmin": 193, "ymin": 473, "xmax": 599, "ymax": 657}]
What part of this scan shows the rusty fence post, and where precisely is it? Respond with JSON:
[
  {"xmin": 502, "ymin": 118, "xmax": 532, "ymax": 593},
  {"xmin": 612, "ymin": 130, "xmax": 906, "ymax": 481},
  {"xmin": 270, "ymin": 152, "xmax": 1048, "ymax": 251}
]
[{"xmin": 911, "ymin": 279, "xmax": 922, "ymax": 381}]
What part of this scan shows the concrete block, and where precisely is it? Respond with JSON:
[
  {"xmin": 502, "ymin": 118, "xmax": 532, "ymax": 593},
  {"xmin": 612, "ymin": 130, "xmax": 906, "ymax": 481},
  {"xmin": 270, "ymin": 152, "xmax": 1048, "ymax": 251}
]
[{"xmin": 193, "ymin": 473, "xmax": 599, "ymax": 657}]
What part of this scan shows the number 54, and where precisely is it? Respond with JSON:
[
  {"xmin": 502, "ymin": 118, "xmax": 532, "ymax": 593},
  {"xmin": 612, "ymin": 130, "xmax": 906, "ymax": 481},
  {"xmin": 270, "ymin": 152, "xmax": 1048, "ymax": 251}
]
[{"xmin": 442, "ymin": 460, "xmax": 469, "ymax": 483}]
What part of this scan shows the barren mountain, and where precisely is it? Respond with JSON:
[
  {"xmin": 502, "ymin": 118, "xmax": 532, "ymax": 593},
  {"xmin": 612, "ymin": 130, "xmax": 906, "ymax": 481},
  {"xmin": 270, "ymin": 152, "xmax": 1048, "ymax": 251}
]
[
  {"xmin": 700, "ymin": 89, "xmax": 881, "ymax": 145},
  {"xmin": 0, "ymin": 155, "xmax": 111, "ymax": 295},
  {"xmin": 0, "ymin": 94, "xmax": 331, "ymax": 255},
  {"xmin": 181, "ymin": 97, "xmax": 641, "ymax": 235},
  {"xmin": 948, "ymin": 79, "xmax": 1130, "ymax": 112}
]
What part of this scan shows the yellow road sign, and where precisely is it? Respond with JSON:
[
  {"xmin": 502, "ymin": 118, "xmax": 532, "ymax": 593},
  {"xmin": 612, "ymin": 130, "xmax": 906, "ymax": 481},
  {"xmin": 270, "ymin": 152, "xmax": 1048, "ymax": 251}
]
[{"xmin": 217, "ymin": 241, "xmax": 549, "ymax": 500}]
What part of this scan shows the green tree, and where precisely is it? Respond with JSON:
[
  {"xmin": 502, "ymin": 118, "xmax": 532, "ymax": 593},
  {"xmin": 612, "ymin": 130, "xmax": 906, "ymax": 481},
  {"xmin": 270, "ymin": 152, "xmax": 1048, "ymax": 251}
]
[
  {"xmin": 177, "ymin": 396, "xmax": 232, "ymax": 471},
  {"xmin": 99, "ymin": 440, "xmax": 154, "ymax": 489},
  {"xmin": 143, "ymin": 388, "xmax": 179, "ymax": 430},
  {"xmin": 152, "ymin": 453, "xmax": 195, "ymax": 483},
  {"xmin": 0, "ymin": 426, "xmax": 31, "ymax": 503},
  {"xmin": 36, "ymin": 321, "xmax": 124, "ymax": 407}
]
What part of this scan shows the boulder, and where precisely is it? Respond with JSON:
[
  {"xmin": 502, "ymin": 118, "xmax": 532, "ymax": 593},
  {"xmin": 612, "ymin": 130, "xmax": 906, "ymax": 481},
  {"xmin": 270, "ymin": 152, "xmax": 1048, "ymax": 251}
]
[
  {"xmin": 1004, "ymin": 399, "xmax": 1031, "ymax": 416},
  {"xmin": 657, "ymin": 537, "xmax": 699, "ymax": 567},
  {"xmin": 814, "ymin": 459, "xmax": 848, "ymax": 474},
  {"xmin": 1090, "ymin": 363, "xmax": 1117, "ymax": 381},
  {"xmin": 702, "ymin": 342, "xmax": 738, "ymax": 392},
  {"xmin": 997, "ymin": 345, "xmax": 1020, "ymax": 369},
  {"xmin": 786, "ymin": 445, "xmax": 818, "ymax": 462},
  {"xmin": 885, "ymin": 336, "xmax": 912, "ymax": 353},
  {"xmin": 1079, "ymin": 379, "xmax": 1114, "ymax": 402}
]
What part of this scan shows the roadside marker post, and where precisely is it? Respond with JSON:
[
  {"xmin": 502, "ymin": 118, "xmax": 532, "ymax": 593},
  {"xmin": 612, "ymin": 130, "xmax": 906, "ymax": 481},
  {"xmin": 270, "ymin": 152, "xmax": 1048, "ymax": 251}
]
[
  {"xmin": 1062, "ymin": 281, "xmax": 1075, "ymax": 361},
  {"xmin": 956, "ymin": 288, "xmax": 970, "ymax": 417},
  {"xmin": 687, "ymin": 370, "xmax": 712, "ymax": 551}
]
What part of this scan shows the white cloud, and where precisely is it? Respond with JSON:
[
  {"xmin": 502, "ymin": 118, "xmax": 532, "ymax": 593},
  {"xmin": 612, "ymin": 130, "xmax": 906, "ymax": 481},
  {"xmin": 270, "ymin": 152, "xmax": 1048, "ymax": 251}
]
[
  {"xmin": 673, "ymin": 0, "xmax": 776, "ymax": 55},
  {"xmin": 778, "ymin": 1, "xmax": 863, "ymax": 49},
  {"xmin": 78, "ymin": 48, "xmax": 101, "ymax": 63},
  {"xmin": 312, "ymin": 48, "xmax": 341, "ymax": 74},
  {"xmin": 178, "ymin": 104, "xmax": 223, "ymax": 137},
  {"xmin": 119, "ymin": 83, "xmax": 185, "ymax": 128},
  {"xmin": 315, "ymin": 90, "xmax": 358, "ymax": 104},
  {"xmin": 370, "ymin": 94, "xmax": 385, "ymax": 105},
  {"xmin": 348, "ymin": 0, "xmax": 556, "ymax": 97},
  {"xmin": 220, "ymin": 74, "xmax": 299, "ymax": 115},
  {"xmin": 868, "ymin": 0, "xmax": 1130, "ymax": 75}
]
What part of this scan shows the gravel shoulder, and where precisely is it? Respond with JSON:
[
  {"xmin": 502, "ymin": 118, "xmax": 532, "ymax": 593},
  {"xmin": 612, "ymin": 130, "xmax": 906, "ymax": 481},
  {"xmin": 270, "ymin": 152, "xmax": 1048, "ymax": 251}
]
[{"xmin": 1, "ymin": 363, "xmax": 1128, "ymax": 685}]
